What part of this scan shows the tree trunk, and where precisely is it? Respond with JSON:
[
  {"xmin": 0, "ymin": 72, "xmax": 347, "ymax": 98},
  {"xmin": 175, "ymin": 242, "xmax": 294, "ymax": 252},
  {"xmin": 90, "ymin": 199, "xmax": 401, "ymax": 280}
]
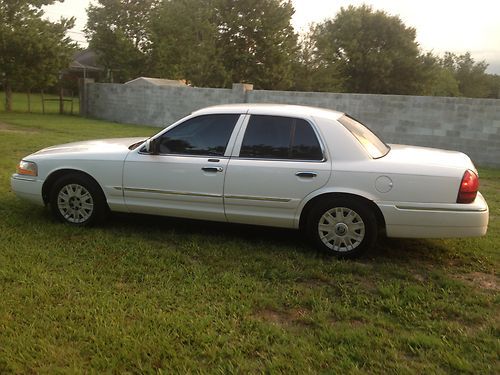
[{"xmin": 5, "ymin": 82, "xmax": 12, "ymax": 112}]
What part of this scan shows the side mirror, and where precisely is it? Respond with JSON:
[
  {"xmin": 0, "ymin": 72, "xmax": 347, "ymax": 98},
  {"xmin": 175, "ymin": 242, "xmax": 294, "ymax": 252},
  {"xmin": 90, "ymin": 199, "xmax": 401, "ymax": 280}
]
[{"xmin": 145, "ymin": 138, "xmax": 159, "ymax": 155}]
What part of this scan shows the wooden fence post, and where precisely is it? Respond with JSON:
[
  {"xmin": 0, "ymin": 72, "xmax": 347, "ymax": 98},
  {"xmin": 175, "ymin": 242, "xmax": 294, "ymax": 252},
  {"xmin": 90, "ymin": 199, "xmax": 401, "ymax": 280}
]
[
  {"xmin": 59, "ymin": 87, "xmax": 64, "ymax": 114},
  {"xmin": 41, "ymin": 90, "xmax": 45, "ymax": 114}
]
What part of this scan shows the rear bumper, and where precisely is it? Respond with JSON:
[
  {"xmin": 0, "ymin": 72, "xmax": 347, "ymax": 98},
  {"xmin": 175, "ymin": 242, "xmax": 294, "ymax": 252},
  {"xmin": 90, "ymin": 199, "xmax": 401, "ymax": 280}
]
[
  {"xmin": 11, "ymin": 174, "xmax": 45, "ymax": 206},
  {"xmin": 377, "ymin": 193, "xmax": 489, "ymax": 238}
]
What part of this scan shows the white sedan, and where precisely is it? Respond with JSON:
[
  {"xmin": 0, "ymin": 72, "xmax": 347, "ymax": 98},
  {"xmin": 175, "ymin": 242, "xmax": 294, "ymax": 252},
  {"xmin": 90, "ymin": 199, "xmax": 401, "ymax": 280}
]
[{"xmin": 11, "ymin": 104, "xmax": 489, "ymax": 257}]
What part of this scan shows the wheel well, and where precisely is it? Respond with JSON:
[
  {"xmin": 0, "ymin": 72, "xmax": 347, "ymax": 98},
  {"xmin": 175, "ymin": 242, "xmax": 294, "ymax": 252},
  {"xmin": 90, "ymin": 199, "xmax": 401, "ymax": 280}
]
[
  {"xmin": 42, "ymin": 169, "xmax": 106, "ymax": 205},
  {"xmin": 299, "ymin": 192, "xmax": 386, "ymax": 232}
]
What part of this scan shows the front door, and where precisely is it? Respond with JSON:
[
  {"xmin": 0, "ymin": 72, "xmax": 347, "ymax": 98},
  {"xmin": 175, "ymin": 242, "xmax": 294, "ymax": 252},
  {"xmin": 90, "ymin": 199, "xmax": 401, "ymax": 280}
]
[{"xmin": 123, "ymin": 113, "xmax": 242, "ymax": 222}]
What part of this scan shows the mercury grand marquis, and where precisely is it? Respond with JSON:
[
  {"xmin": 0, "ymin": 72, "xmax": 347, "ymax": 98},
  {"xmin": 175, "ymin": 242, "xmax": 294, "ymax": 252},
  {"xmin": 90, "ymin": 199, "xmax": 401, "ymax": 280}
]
[{"xmin": 11, "ymin": 104, "xmax": 489, "ymax": 257}]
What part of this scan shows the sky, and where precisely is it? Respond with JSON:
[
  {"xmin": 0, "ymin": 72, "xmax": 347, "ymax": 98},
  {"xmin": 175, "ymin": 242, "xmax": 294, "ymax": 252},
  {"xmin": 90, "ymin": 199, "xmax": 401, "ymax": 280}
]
[{"xmin": 43, "ymin": 0, "xmax": 500, "ymax": 74}]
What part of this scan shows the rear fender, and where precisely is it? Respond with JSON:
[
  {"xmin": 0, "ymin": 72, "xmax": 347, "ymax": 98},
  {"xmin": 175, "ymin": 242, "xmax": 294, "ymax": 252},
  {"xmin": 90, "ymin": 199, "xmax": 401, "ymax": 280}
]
[{"xmin": 294, "ymin": 187, "xmax": 380, "ymax": 229}]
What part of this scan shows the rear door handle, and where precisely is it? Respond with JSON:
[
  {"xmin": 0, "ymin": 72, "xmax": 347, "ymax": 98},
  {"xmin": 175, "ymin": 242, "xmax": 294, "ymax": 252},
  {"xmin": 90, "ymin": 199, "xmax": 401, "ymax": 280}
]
[
  {"xmin": 202, "ymin": 166, "xmax": 223, "ymax": 173},
  {"xmin": 295, "ymin": 171, "xmax": 317, "ymax": 178}
]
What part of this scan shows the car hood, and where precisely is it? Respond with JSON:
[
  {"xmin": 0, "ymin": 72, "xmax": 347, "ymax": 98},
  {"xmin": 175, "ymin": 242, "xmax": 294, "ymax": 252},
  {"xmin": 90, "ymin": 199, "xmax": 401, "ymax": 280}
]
[
  {"xmin": 30, "ymin": 137, "xmax": 147, "ymax": 158},
  {"xmin": 384, "ymin": 144, "xmax": 476, "ymax": 172}
]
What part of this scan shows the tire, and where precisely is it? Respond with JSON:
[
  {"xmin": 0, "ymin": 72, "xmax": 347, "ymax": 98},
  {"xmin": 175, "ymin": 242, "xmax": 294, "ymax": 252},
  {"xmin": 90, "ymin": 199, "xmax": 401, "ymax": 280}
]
[
  {"xmin": 306, "ymin": 197, "xmax": 378, "ymax": 258},
  {"xmin": 50, "ymin": 173, "xmax": 107, "ymax": 226}
]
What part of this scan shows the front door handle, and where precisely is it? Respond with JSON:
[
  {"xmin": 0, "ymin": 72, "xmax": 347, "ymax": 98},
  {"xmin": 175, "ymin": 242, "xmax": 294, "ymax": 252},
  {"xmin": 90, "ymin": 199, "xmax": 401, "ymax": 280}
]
[
  {"xmin": 202, "ymin": 166, "xmax": 223, "ymax": 173},
  {"xmin": 295, "ymin": 171, "xmax": 317, "ymax": 178}
]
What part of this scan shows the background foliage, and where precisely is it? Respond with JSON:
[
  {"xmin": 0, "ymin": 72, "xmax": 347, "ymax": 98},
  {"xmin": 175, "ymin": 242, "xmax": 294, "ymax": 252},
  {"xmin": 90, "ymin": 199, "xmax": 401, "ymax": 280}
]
[
  {"xmin": 83, "ymin": 1, "xmax": 500, "ymax": 97},
  {"xmin": 0, "ymin": 0, "xmax": 76, "ymax": 111},
  {"xmin": 84, "ymin": 1, "xmax": 500, "ymax": 97}
]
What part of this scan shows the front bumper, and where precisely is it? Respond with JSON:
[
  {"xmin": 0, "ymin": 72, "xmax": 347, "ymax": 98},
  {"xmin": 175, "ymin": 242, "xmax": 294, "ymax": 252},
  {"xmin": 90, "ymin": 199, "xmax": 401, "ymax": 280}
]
[
  {"xmin": 11, "ymin": 174, "xmax": 45, "ymax": 206},
  {"xmin": 378, "ymin": 192, "xmax": 489, "ymax": 238}
]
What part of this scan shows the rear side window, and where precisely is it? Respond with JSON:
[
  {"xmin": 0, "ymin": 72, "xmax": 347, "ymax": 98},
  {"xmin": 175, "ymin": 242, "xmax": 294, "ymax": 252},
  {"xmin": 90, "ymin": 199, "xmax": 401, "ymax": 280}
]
[
  {"xmin": 338, "ymin": 115, "xmax": 390, "ymax": 158},
  {"xmin": 240, "ymin": 115, "xmax": 323, "ymax": 161},
  {"xmin": 158, "ymin": 114, "xmax": 239, "ymax": 156}
]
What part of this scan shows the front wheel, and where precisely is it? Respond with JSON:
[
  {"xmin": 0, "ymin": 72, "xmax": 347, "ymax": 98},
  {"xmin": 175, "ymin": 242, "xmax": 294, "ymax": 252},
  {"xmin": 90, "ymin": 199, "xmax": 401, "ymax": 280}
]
[
  {"xmin": 50, "ymin": 173, "xmax": 107, "ymax": 226},
  {"xmin": 307, "ymin": 197, "xmax": 378, "ymax": 258}
]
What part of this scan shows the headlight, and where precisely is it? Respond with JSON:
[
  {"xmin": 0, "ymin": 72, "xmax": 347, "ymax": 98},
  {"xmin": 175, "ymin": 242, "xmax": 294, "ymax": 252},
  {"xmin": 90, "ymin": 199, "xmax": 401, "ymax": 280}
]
[{"xmin": 17, "ymin": 160, "xmax": 38, "ymax": 176}]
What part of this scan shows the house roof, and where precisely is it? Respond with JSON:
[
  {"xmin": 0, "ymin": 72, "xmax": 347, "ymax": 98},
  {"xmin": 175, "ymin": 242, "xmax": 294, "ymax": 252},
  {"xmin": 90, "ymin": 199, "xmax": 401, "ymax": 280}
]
[
  {"xmin": 68, "ymin": 49, "xmax": 103, "ymax": 72},
  {"xmin": 125, "ymin": 77, "xmax": 187, "ymax": 87}
]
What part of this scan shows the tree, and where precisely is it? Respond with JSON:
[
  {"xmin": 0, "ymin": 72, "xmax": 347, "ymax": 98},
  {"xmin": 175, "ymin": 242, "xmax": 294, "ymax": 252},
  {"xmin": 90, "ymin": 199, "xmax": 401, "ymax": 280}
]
[
  {"xmin": 85, "ymin": 0, "xmax": 157, "ymax": 83},
  {"xmin": 419, "ymin": 53, "xmax": 460, "ymax": 97},
  {"xmin": 485, "ymin": 74, "xmax": 500, "ymax": 99},
  {"xmin": 427, "ymin": 67, "xmax": 461, "ymax": 97},
  {"xmin": 442, "ymin": 52, "xmax": 490, "ymax": 98},
  {"xmin": 149, "ymin": 0, "xmax": 229, "ymax": 87},
  {"xmin": 290, "ymin": 30, "xmax": 344, "ymax": 92},
  {"xmin": 312, "ymin": 5, "xmax": 425, "ymax": 94},
  {"xmin": 214, "ymin": 0, "xmax": 298, "ymax": 90},
  {"xmin": 0, "ymin": 0, "xmax": 75, "ymax": 111},
  {"xmin": 148, "ymin": 0, "xmax": 298, "ymax": 89}
]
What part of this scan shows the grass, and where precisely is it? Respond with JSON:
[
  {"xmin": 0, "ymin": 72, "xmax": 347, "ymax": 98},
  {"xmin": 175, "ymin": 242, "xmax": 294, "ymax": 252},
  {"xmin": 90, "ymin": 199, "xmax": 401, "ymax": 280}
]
[
  {"xmin": 1, "ymin": 91, "xmax": 79, "ymax": 115},
  {"xmin": 0, "ymin": 112, "xmax": 499, "ymax": 373}
]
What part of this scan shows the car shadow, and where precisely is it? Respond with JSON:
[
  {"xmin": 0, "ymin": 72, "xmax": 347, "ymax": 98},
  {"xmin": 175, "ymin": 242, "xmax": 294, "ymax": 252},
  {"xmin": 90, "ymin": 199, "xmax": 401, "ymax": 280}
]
[
  {"xmin": 106, "ymin": 211, "xmax": 313, "ymax": 254},
  {"xmin": 367, "ymin": 236, "xmax": 462, "ymax": 267},
  {"xmin": 103, "ymin": 212, "xmax": 454, "ymax": 266}
]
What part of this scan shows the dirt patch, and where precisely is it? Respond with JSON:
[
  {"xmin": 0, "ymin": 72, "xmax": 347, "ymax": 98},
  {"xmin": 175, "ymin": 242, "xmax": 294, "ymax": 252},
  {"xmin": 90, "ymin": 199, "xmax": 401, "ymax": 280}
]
[
  {"xmin": 350, "ymin": 319, "xmax": 365, "ymax": 327},
  {"xmin": 0, "ymin": 121, "xmax": 40, "ymax": 134},
  {"xmin": 454, "ymin": 272, "xmax": 499, "ymax": 291},
  {"xmin": 254, "ymin": 307, "xmax": 310, "ymax": 326},
  {"xmin": 411, "ymin": 271, "xmax": 426, "ymax": 283}
]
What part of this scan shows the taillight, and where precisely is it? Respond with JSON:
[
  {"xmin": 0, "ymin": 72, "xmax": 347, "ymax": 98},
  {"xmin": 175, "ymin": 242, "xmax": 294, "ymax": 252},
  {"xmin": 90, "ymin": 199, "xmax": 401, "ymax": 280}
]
[{"xmin": 457, "ymin": 170, "xmax": 479, "ymax": 203}]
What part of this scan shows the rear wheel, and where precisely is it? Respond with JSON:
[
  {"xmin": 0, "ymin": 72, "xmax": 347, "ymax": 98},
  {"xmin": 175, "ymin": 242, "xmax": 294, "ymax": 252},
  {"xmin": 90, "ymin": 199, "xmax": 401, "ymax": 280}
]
[
  {"xmin": 307, "ymin": 197, "xmax": 377, "ymax": 258},
  {"xmin": 50, "ymin": 173, "xmax": 107, "ymax": 226}
]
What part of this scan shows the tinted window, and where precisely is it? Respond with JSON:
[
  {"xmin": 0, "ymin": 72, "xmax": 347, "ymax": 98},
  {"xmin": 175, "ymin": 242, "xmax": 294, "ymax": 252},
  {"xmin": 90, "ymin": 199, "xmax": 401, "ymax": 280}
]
[
  {"xmin": 240, "ymin": 115, "xmax": 323, "ymax": 160},
  {"xmin": 338, "ymin": 115, "xmax": 390, "ymax": 158},
  {"xmin": 158, "ymin": 114, "xmax": 239, "ymax": 156}
]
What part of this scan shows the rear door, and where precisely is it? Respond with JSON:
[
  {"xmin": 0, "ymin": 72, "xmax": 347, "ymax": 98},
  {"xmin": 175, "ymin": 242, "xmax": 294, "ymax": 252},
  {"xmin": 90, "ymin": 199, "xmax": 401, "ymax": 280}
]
[{"xmin": 224, "ymin": 114, "xmax": 331, "ymax": 228}]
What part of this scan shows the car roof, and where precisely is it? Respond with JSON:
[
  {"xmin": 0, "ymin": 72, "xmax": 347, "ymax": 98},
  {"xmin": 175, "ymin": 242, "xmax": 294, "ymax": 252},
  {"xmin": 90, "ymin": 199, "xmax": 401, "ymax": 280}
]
[{"xmin": 192, "ymin": 103, "xmax": 344, "ymax": 120}]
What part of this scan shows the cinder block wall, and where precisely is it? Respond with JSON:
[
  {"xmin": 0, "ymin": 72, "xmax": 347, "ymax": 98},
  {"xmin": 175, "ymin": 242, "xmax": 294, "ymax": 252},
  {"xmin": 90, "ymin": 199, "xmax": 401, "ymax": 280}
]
[
  {"xmin": 84, "ymin": 83, "xmax": 500, "ymax": 167},
  {"xmin": 85, "ymin": 83, "xmax": 245, "ymax": 127}
]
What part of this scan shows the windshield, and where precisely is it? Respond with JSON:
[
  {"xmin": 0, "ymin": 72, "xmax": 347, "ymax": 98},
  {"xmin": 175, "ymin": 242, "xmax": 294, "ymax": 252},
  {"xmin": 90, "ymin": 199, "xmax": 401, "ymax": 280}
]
[{"xmin": 338, "ymin": 115, "xmax": 390, "ymax": 158}]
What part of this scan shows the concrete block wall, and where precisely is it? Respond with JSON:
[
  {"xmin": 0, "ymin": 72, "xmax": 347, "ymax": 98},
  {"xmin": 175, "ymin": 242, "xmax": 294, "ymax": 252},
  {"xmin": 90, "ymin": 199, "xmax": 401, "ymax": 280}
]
[
  {"xmin": 84, "ymin": 83, "xmax": 500, "ymax": 167},
  {"xmin": 86, "ymin": 83, "xmax": 245, "ymax": 127}
]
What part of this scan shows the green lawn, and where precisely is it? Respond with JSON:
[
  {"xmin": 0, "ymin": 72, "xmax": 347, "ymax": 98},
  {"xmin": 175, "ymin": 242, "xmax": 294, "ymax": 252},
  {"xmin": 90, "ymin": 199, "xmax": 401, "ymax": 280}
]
[{"xmin": 0, "ymin": 113, "xmax": 498, "ymax": 373}]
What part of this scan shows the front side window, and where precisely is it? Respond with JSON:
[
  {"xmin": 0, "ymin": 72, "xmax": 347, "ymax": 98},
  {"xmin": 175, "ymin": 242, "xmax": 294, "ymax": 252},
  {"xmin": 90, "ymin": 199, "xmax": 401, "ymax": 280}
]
[
  {"xmin": 158, "ymin": 114, "xmax": 239, "ymax": 156},
  {"xmin": 240, "ymin": 115, "xmax": 323, "ymax": 161}
]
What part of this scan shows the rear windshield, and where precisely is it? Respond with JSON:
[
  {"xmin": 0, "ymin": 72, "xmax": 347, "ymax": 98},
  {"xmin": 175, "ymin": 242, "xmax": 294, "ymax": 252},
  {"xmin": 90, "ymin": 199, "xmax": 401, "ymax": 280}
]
[{"xmin": 338, "ymin": 115, "xmax": 390, "ymax": 158}]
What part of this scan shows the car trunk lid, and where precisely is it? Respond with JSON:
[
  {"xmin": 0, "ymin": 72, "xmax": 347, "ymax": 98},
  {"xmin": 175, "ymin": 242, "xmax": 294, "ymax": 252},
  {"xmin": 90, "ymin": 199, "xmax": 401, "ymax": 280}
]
[{"xmin": 385, "ymin": 144, "xmax": 476, "ymax": 172}]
